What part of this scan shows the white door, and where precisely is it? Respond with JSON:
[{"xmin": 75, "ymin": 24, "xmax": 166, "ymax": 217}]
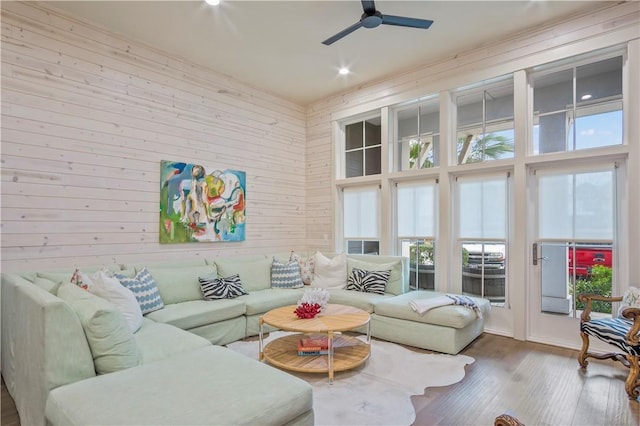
[{"xmin": 527, "ymin": 164, "xmax": 619, "ymax": 349}]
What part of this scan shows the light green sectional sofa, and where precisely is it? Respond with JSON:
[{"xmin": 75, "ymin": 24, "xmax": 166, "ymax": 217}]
[{"xmin": 1, "ymin": 252, "xmax": 490, "ymax": 426}]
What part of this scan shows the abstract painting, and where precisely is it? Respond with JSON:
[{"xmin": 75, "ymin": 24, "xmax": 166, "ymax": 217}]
[{"xmin": 160, "ymin": 160, "xmax": 246, "ymax": 243}]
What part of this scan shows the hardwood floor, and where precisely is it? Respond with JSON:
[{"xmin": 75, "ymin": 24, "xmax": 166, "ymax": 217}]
[
  {"xmin": 1, "ymin": 378, "xmax": 20, "ymax": 426},
  {"xmin": 412, "ymin": 334, "xmax": 640, "ymax": 425},
  {"xmin": 2, "ymin": 334, "xmax": 638, "ymax": 425}
]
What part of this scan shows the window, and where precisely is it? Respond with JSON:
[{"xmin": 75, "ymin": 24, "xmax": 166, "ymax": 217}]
[
  {"xmin": 457, "ymin": 175, "xmax": 509, "ymax": 303},
  {"xmin": 396, "ymin": 180, "xmax": 438, "ymax": 290},
  {"xmin": 532, "ymin": 55, "xmax": 623, "ymax": 154},
  {"xmin": 343, "ymin": 186, "xmax": 380, "ymax": 254},
  {"xmin": 344, "ymin": 117, "xmax": 382, "ymax": 178},
  {"xmin": 455, "ymin": 78, "xmax": 514, "ymax": 164},
  {"xmin": 393, "ymin": 97, "xmax": 440, "ymax": 171}
]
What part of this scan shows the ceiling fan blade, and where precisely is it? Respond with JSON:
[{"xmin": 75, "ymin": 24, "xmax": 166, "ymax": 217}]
[
  {"xmin": 322, "ymin": 21, "xmax": 364, "ymax": 45},
  {"xmin": 381, "ymin": 14, "xmax": 434, "ymax": 29},
  {"xmin": 361, "ymin": 0, "xmax": 376, "ymax": 14}
]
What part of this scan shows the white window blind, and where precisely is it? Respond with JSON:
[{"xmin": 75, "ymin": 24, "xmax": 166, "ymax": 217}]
[
  {"xmin": 343, "ymin": 186, "xmax": 380, "ymax": 238},
  {"xmin": 397, "ymin": 181, "xmax": 436, "ymax": 237},
  {"xmin": 458, "ymin": 176, "xmax": 507, "ymax": 239},
  {"xmin": 538, "ymin": 169, "xmax": 614, "ymax": 240}
]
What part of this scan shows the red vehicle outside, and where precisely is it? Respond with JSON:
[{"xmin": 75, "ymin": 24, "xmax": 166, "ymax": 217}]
[{"xmin": 568, "ymin": 246, "xmax": 613, "ymax": 277}]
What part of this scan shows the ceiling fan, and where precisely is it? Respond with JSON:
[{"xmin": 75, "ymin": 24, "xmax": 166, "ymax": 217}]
[{"xmin": 322, "ymin": 0, "xmax": 434, "ymax": 46}]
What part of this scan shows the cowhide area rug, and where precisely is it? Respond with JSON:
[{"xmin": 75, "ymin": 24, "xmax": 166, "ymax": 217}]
[{"xmin": 226, "ymin": 331, "xmax": 474, "ymax": 426}]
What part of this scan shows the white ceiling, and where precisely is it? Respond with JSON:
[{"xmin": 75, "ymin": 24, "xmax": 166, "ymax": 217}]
[{"xmin": 49, "ymin": 1, "xmax": 610, "ymax": 106}]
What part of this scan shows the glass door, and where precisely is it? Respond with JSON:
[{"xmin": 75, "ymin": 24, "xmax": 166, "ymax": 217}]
[{"xmin": 528, "ymin": 165, "xmax": 618, "ymax": 348}]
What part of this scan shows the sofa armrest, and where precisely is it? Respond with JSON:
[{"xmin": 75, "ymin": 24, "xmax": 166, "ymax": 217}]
[{"xmin": 2, "ymin": 273, "xmax": 96, "ymax": 426}]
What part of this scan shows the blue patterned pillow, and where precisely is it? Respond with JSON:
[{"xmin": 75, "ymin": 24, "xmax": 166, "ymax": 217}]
[
  {"xmin": 271, "ymin": 258, "xmax": 304, "ymax": 289},
  {"xmin": 113, "ymin": 268, "xmax": 164, "ymax": 314},
  {"xmin": 346, "ymin": 268, "xmax": 391, "ymax": 295},
  {"xmin": 199, "ymin": 274, "xmax": 248, "ymax": 300}
]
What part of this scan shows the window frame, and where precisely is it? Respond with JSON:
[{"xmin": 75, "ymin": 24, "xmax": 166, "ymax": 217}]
[
  {"xmin": 341, "ymin": 114, "xmax": 383, "ymax": 179},
  {"xmin": 454, "ymin": 172, "xmax": 511, "ymax": 305},
  {"xmin": 530, "ymin": 50, "xmax": 625, "ymax": 156},
  {"xmin": 391, "ymin": 95, "xmax": 441, "ymax": 172},
  {"xmin": 341, "ymin": 184, "xmax": 382, "ymax": 255},
  {"xmin": 394, "ymin": 178, "xmax": 439, "ymax": 290},
  {"xmin": 453, "ymin": 76, "xmax": 516, "ymax": 165}
]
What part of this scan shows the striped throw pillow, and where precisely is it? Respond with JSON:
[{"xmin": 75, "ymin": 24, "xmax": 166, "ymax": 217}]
[
  {"xmin": 199, "ymin": 274, "xmax": 248, "ymax": 300},
  {"xmin": 271, "ymin": 258, "xmax": 304, "ymax": 289},
  {"xmin": 114, "ymin": 268, "xmax": 164, "ymax": 315},
  {"xmin": 346, "ymin": 268, "xmax": 391, "ymax": 295}
]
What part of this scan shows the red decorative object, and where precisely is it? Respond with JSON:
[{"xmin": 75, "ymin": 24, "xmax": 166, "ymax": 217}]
[{"xmin": 294, "ymin": 302, "xmax": 322, "ymax": 319}]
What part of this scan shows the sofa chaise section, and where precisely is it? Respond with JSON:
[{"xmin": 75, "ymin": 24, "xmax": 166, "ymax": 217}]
[
  {"xmin": 371, "ymin": 290, "xmax": 491, "ymax": 354},
  {"xmin": 45, "ymin": 345, "xmax": 314, "ymax": 426}
]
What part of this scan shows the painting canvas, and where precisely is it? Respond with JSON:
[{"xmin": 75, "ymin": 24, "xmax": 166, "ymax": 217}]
[{"xmin": 160, "ymin": 160, "xmax": 246, "ymax": 243}]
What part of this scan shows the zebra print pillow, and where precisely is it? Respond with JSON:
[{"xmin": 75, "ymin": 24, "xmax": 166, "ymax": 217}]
[
  {"xmin": 199, "ymin": 274, "xmax": 248, "ymax": 300},
  {"xmin": 346, "ymin": 268, "xmax": 391, "ymax": 295}
]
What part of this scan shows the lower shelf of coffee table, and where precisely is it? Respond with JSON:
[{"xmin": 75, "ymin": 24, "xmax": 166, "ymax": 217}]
[{"xmin": 262, "ymin": 333, "xmax": 370, "ymax": 374}]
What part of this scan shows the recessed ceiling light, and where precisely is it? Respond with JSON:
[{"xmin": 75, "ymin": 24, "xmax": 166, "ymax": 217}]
[
  {"xmin": 205, "ymin": 0, "xmax": 220, "ymax": 6},
  {"xmin": 581, "ymin": 94, "xmax": 593, "ymax": 100},
  {"xmin": 338, "ymin": 67, "xmax": 350, "ymax": 75}
]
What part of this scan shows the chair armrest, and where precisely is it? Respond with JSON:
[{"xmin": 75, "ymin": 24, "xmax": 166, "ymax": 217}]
[
  {"xmin": 578, "ymin": 293, "xmax": 623, "ymax": 322},
  {"xmin": 494, "ymin": 414, "xmax": 525, "ymax": 426},
  {"xmin": 621, "ymin": 307, "xmax": 640, "ymax": 346}
]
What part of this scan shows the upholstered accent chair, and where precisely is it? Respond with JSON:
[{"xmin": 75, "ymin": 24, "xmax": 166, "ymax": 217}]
[{"xmin": 578, "ymin": 288, "xmax": 640, "ymax": 400}]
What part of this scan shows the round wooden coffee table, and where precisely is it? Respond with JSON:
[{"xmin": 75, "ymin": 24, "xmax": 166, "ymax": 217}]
[{"xmin": 259, "ymin": 304, "xmax": 371, "ymax": 382}]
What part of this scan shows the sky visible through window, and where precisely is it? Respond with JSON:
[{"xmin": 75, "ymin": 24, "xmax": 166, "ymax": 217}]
[{"xmin": 533, "ymin": 110, "xmax": 622, "ymax": 153}]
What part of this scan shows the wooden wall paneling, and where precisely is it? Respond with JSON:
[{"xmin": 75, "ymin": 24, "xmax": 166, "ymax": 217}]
[
  {"xmin": 1, "ymin": 2, "xmax": 307, "ymax": 272},
  {"xmin": 0, "ymin": 24, "xmax": 307, "ymax": 138},
  {"xmin": 2, "ymin": 2, "xmax": 306, "ymax": 119}
]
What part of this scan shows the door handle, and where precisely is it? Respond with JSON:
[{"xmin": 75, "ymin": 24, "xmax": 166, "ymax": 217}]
[{"xmin": 532, "ymin": 243, "xmax": 549, "ymax": 265}]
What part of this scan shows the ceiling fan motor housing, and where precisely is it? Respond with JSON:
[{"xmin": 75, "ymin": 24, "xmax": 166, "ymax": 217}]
[{"xmin": 362, "ymin": 11, "xmax": 383, "ymax": 28}]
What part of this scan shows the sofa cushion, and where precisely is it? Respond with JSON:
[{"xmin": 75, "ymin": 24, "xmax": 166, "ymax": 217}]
[
  {"xmin": 347, "ymin": 257, "xmax": 404, "ymax": 296},
  {"xmin": 144, "ymin": 265, "xmax": 215, "ymax": 305},
  {"xmin": 311, "ymin": 252, "xmax": 347, "ymax": 289},
  {"xmin": 271, "ymin": 258, "xmax": 304, "ymax": 289},
  {"xmin": 215, "ymin": 256, "xmax": 271, "ymax": 292},
  {"xmin": 45, "ymin": 346, "xmax": 313, "ymax": 426},
  {"xmin": 199, "ymin": 274, "xmax": 248, "ymax": 299},
  {"xmin": 57, "ymin": 283, "xmax": 141, "ymax": 374},
  {"xmin": 134, "ymin": 318, "xmax": 211, "ymax": 364},
  {"xmin": 89, "ymin": 271, "xmax": 143, "ymax": 333},
  {"xmin": 346, "ymin": 268, "xmax": 391, "ymax": 295},
  {"xmin": 144, "ymin": 299, "xmax": 246, "ymax": 330},
  {"xmin": 327, "ymin": 289, "xmax": 392, "ymax": 313},
  {"xmin": 373, "ymin": 291, "xmax": 491, "ymax": 329},
  {"xmin": 114, "ymin": 268, "xmax": 165, "ymax": 314},
  {"xmin": 240, "ymin": 288, "xmax": 306, "ymax": 316}
]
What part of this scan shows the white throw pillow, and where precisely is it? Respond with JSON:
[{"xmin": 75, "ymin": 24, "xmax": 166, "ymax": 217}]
[
  {"xmin": 311, "ymin": 252, "xmax": 347, "ymax": 289},
  {"xmin": 89, "ymin": 271, "xmax": 143, "ymax": 333}
]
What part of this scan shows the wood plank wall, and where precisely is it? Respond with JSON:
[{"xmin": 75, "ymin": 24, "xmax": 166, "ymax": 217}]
[
  {"xmin": 0, "ymin": 2, "xmax": 307, "ymax": 272},
  {"xmin": 305, "ymin": 1, "xmax": 639, "ymax": 254}
]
